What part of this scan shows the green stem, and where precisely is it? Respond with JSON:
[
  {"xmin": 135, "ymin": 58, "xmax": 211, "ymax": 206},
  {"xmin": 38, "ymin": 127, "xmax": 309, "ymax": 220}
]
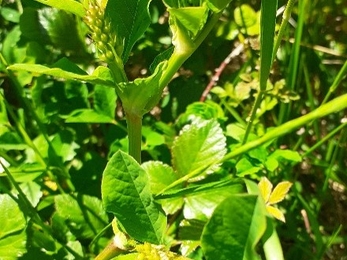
[
  {"xmin": 159, "ymin": 12, "xmax": 222, "ymax": 90},
  {"xmin": 322, "ymin": 59, "xmax": 347, "ymax": 104},
  {"xmin": 95, "ymin": 240, "xmax": 124, "ymax": 260},
  {"xmin": 272, "ymin": 0, "xmax": 296, "ymax": 59},
  {"xmin": 126, "ymin": 112, "xmax": 143, "ymax": 163},
  {"xmin": 224, "ymin": 93, "xmax": 347, "ymax": 161},
  {"xmin": 158, "ymin": 94, "xmax": 347, "ymax": 193}
]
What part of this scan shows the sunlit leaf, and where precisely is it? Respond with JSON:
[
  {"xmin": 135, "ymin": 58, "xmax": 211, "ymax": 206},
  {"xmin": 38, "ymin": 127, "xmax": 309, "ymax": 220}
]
[
  {"xmin": 172, "ymin": 118, "xmax": 226, "ymax": 178},
  {"xmin": 268, "ymin": 181, "xmax": 292, "ymax": 205},
  {"xmin": 102, "ymin": 151, "xmax": 166, "ymax": 244},
  {"xmin": 34, "ymin": 0, "xmax": 85, "ymax": 17},
  {"xmin": 8, "ymin": 58, "xmax": 115, "ymax": 86}
]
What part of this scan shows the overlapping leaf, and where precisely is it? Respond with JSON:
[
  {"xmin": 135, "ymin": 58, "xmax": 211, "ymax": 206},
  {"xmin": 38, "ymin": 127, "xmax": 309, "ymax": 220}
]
[
  {"xmin": 102, "ymin": 151, "xmax": 166, "ymax": 244},
  {"xmin": 8, "ymin": 58, "xmax": 115, "ymax": 86},
  {"xmin": 172, "ymin": 118, "xmax": 226, "ymax": 178},
  {"xmin": 201, "ymin": 194, "xmax": 266, "ymax": 260}
]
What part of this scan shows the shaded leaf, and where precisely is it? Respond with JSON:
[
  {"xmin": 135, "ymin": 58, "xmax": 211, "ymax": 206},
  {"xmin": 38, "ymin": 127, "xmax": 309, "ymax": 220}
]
[
  {"xmin": 102, "ymin": 151, "xmax": 166, "ymax": 244},
  {"xmin": 201, "ymin": 194, "xmax": 266, "ymax": 260},
  {"xmin": 105, "ymin": 0, "xmax": 152, "ymax": 62},
  {"xmin": 55, "ymin": 194, "xmax": 108, "ymax": 239},
  {"xmin": 94, "ymin": 85, "xmax": 117, "ymax": 119}
]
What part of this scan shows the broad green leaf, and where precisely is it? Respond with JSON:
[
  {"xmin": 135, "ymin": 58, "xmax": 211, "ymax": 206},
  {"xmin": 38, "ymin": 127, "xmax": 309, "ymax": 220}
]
[
  {"xmin": 0, "ymin": 194, "xmax": 27, "ymax": 259},
  {"xmin": 142, "ymin": 161, "xmax": 183, "ymax": 214},
  {"xmin": 8, "ymin": 58, "xmax": 115, "ymax": 86},
  {"xmin": 34, "ymin": 0, "xmax": 85, "ymax": 17},
  {"xmin": 2, "ymin": 26, "xmax": 22, "ymax": 64},
  {"xmin": 64, "ymin": 109, "xmax": 116, "ymax": 123},
  {"xmin": 0, "ymin": 7, "xmax": 20, "ymax": 23},
  {"xmin": 94, "ymin": 85, "xmax": 117, "ymax": 119},
  {"xmin": 55, "ymin": 194, "xmax": 109, "ymax": 239},
  {"xmin": 50, "ymin": 130, "xmax": 80, "ymax": 162},
  {"xmin": 207, "ymin": 0, "xmax": 233, "ymax": 13},
  {"xmin": 172, "ymin": 118, "xmax": 226, "ymax": 178},
  {"xmin": 105, "ymin": 0, "xmax": 152, "ymax": 62},
  {"xmin": 234, "ymin": 4, "xmax": 258, "ymax": 29},
  {"xmin": 168, "ymin": 6, "xmax": 209, "ymax": 37},
  {"xmin": 177, "ymin": 101, "xmax": 226, "ymax": 127},
  {"xmin": 19, "ymin": 181, "xmax": 42, "ymax": 208},
  {"xmin": 268, "ymin": 149, "xmax": 302, "ymax": 163},
  {"xmin": 268, "ymin": 181, "xmax": 292, "ymax": 205},
  {"xmin": 183, "ymin": 181, "xmax": 244, "ymax": 220},
  {"xmin": 38, "ymin": 8, "xmax": 86, "ymax": 52},
  {"xmin": 101, "ymin": 151, "xmax": 166, "ymax": 244},
  {"xmin": 201, "ymin": 194, "xmax": 266, "ymax": 260},
  {"xmin": 235, "ymin": 158, "xmax": 262, "ymax": 177}
]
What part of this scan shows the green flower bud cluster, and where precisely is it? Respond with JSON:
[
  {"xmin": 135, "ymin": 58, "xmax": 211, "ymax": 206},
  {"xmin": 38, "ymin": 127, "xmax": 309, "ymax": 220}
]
[{"xmin": 84, "ymin": 1, "xmax": 123, "ymax": 63}]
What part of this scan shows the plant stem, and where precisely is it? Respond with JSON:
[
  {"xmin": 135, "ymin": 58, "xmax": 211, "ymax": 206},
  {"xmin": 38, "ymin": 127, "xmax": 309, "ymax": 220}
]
[
  {"xmin": 126, "ymin": 112, "xmax": 143, "ymax": 163},
  {"xmin": 272, "ymin": 0, "xmax": 296, "ymax": 59},
  {"xmin": 95, "ymin": 240, "xmax": 124, "ymax": 260},
  {"xmin": 224, "ymin": 93, "xmax": 347, "ymax": 161}
]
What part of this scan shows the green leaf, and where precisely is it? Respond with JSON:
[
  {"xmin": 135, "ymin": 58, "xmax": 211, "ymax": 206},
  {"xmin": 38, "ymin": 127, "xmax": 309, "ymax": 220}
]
[
  {"xmin": 55, "ymin": 194, "xmax": 109, "ymax": 240},
  {"xmin": 105, "ymin": 0, "xmax": 152, "ymax": 62},
  {"xmin": 0, "ymin": 194, "xmax": 27, "ymax": 259},
  {"xmin": 172, "ymin": 118, "xmax": 226, "ymax": 177},
  {"xmin": 34, "ymin": 0, "xmax": 85, "ymax": 17},
  {"xmin": 183, "ymin": 181, "xmax": 244, "ymax": 221},
  {"xmin": 94, "ymin": 85, "xmax": 117, "ymax": 119},
  {"xmin": 168, "ymin": 6, "xmax": 209, "ymax": 37},
  {"xmin": 118, "ymin": 61, "xmax": 167, "ymax": 116},
  {"xmin": 64, "ymin": 109, "xmax": 116, "ymax": 123},
  {"xmin": 101, "ymin": 151, "xmax": 166, "ymax": 244},
  {"xmin": 8, "ymin": 58, "xmax": 115, "ymax": 86},
  {"xmin": 38, "ymin": 8, "xmax": 86, "ymax": 52},
  {"xmin": 1, "ymin": 7, "xmax": 20, "ymax": 23},
  {"xmin": 142, "ymin": 161, "xmax": 183, "ymax": 215},
  {"xmin": 201, "ymin": 194, "xmax": 266, "ymax": 260},
  {"xmin": 206, "ymin": 0, "xmax": 233, "ymax": 13}
]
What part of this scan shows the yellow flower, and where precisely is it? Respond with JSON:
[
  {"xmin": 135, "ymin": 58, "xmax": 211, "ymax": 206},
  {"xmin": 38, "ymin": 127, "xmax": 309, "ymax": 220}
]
[{"xmin": 258, "ymin": 177, "xmax": 292, "ymax": 222}]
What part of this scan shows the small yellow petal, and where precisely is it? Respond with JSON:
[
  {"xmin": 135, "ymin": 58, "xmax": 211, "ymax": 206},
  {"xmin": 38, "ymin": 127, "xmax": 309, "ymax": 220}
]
[
  {"xmin": 258, "ymin": 177, "xmax": 273, "ymax": 203},
  {"xmin": 268, "ymin": 181, "xmax": 292, "ymax": 205},
  {"xmin": 266, "ymin": 205, "xmax": 286, "ymax": 222}
]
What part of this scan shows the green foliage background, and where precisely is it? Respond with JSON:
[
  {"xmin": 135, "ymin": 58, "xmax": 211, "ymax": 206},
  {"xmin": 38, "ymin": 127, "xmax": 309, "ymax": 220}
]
[{"xmin": 0, "ymin": 0, "xmax": 347, "ymax": 259}]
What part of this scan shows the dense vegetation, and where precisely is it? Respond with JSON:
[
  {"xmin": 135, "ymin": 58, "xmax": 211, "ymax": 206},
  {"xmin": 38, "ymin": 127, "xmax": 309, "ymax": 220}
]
[{"xmin": 0, "ymin": 0, "xmax": 346, "ymax": 259}]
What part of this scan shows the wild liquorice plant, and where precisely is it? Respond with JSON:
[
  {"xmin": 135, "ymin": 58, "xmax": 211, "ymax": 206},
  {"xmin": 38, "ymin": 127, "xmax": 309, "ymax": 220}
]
[{"xmin": 2, "ymin": 0, "xmax": 347, "ymax": 259}]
